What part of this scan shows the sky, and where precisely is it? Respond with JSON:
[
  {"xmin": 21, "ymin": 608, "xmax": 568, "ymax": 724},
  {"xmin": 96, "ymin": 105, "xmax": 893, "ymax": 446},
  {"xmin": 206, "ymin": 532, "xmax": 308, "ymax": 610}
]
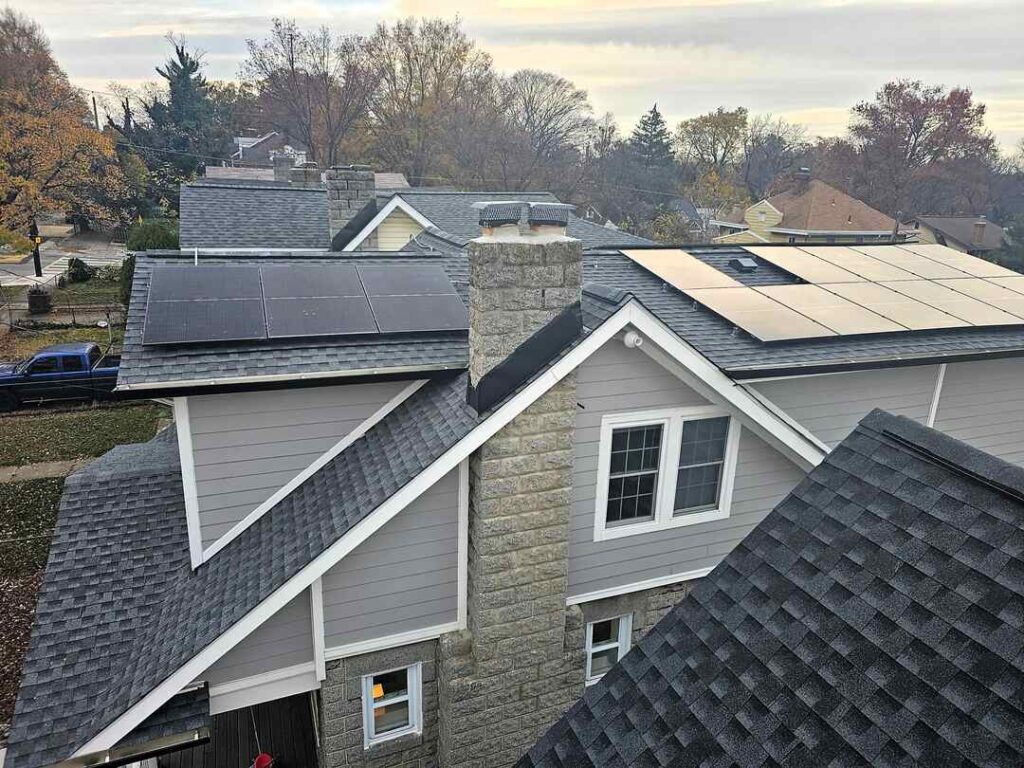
[{"xmin": 10, "ymin": 0, "xmax": 1024, "ymax": 151}]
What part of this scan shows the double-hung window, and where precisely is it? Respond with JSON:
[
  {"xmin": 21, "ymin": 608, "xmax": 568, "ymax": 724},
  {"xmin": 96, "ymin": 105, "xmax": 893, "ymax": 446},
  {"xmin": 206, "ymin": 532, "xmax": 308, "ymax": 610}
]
[
  {"xmin": 585, "ymin": 614, "xmax": 633, "ymax": 685},
  {"xmin": 595, "ymin": 407, "xmax": 739, "ymax": 540},
  {"xmin": 361, "ymin": 663, "xmax": 422, "ymax": 748}
]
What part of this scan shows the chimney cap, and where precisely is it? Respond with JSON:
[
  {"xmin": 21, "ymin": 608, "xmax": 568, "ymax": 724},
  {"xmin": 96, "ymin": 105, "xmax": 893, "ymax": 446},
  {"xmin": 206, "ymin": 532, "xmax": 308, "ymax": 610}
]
[
  {"xmin": 475, "ymin": 202, "xmax": 524, "ymax": 227},
  {"xmin": 528, "ymin": 203, "xmax": 574, "ymax": 227},
  {"xmin": 472, "ymin": 200, "xmax": 576, "ymax": 228}
]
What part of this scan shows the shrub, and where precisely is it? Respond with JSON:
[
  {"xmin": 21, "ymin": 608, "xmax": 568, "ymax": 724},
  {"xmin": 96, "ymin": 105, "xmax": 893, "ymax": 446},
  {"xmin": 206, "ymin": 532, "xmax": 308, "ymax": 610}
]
[
  {"xmin": 119, "ymin": 253, "xmax": 136, "ymax": 308},
  {"xmin": 65, "ymin": 256, "xmax": 95, "ymax": 283},
  {"xmin": 126, "ymin": 219, "xmax": 179, "ymax": 251},
  {"xmin": 95, "ymin": 264, "xmax": 121, "ymax": 283}
]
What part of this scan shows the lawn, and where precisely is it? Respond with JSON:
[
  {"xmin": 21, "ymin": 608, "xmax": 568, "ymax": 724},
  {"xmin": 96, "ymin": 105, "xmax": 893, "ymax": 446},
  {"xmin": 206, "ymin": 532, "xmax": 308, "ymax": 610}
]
[
  {"xmin": 0, "ymin": 324, "xmax": 124, "ymax": 360},
  {"xmin": 50, "ymin": 276, "xmax": 121, "ymax": 307},
  {"xmin": 0, "ymin": 404, "xmax": 170, "ymax": 465}
]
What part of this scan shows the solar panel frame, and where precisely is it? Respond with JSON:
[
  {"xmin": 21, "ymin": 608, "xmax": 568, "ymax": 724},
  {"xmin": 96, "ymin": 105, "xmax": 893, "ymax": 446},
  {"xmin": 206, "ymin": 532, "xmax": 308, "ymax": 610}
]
[
  {"xmin": 797, "ymin": 245, "xmax": 919, "ymax": 281},
  {"xmin": 265, "ymin": 296, "xmax": 379, "ymax": 338},
  {"xmin": 743, "ymin": 246, "xmax": 865, "ymax": 284},
  {"xmin": 821, "ymin": 282, "xmax": 968, "ymax": 331},
  {"xmin": 879, "ymin": 279, "xmax": 1021, "ymax": 326},
  {"xmin": 850, "ymin": 245, "xmax": 969, "ymax": 279},
  {"xmin": 370, "ymin": 294, "xmax": 469, "ymax": 334},
  {"xmin": 357, "ymin": 264, "xmax": 459, "ymax": 297},
  {"xmin": 148, "ymin": 266, "xmax": 263, "ymax": 301},
  {"xmin": 621, "ymin": 249, "xmax": 742, "ymax": 290},
  {"xmin": 143, "ymin": 298, "xmax": 267, "ymax": 345},
  {"xmin": 898, "ymin": 243, "xmax": 1019, "ymax": 278},
  {"xmin": 685, "ymin": 287, "xmax": 836, "ymax": 342},
  {"xmin": 260, "ymin": 264, "xmax": 365, "ymax": 299},
  {"xmin": 754, "ymin": 284, "xmax": 906, "ymax": 335}
]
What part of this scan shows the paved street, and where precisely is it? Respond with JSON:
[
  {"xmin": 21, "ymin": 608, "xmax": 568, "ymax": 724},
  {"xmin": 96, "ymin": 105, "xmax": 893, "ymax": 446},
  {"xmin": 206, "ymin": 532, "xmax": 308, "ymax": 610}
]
[{"xmin": 0, "ymin": 232, "xmax": 126, "ymax": 288}]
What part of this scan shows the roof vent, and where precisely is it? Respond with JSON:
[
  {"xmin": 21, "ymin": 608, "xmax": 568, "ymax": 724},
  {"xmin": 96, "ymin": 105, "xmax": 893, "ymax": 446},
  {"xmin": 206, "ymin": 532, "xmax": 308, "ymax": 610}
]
[{"xmin": 729, "ymin": 257, "xmax": 758, "ymax": 273}]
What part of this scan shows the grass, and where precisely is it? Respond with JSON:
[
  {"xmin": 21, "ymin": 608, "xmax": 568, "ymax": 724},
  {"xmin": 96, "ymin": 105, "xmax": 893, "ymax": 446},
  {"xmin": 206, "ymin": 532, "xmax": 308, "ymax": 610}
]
[
  {"xmin": 0, "ymin": 404, "xmax": 170, "ymax": 465},
  {"xmin": 50, "ymin": 276, "xmax": 121, "ymax": 306},
  {"xmin": 0, "ymin": 570, "xmax": 44, "ymax": 733},
  {"xmin": 0, "ymin": 324, "xmax": 124, "ymax": 360},
  {"xmin": 0, "ymin": 478, "xmax": 63, "ymax": 578}
]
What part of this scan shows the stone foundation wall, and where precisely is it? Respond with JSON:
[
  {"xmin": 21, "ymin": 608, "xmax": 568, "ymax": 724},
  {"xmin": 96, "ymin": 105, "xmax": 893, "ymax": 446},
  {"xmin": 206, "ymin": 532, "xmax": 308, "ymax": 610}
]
[{"xmin": 318, "ymin": 640, "xmax": 439, "ymax": 768}]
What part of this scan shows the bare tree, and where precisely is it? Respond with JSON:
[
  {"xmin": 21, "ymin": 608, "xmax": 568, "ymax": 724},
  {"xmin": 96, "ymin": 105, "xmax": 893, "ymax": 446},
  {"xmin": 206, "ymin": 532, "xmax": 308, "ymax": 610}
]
[
  {"xmin": 740, "ymin": 115, "xmax": 807, "ymax": 199},
  {"xmin": 241, "ymin": 19, "xmax": 377, "ymax": 166}
]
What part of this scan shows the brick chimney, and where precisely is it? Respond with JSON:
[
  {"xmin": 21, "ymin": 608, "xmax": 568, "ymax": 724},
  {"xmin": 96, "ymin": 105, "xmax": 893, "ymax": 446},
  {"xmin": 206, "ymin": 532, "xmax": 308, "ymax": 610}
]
[
  {"xmin": 272, "ymin": 153, "xmax": 295, "ymax": 182},
  {"xmin": 438, "ymin": 201, "xmax": 585, "ymax": 766},
  {"xmin": 289, "ymin": 161, "xmax": 321, "ymax": 188},
  {"xmin": 324, "ymin": 165, "xmax": 375, "ymax": 245}
]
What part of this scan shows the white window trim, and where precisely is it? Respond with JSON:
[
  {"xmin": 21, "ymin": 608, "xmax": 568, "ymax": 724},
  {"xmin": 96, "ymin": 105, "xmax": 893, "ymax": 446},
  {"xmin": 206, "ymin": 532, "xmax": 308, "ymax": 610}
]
[
  {"xmin": 593, "ymin": 405, "xmax": 740, "ymax": 542},
  {"xmin": 585, "ymin": 614, "xmax": 633, "ymax": 685},
  {"xmin": 361, "ymin": 662, "xmax": 423, "ymax": 749}
]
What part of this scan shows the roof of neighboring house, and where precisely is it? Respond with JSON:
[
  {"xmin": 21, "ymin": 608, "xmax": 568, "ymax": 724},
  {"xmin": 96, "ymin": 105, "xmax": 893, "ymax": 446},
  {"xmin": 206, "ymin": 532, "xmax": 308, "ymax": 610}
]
[
  {"xmin": 522, "ymin": 409, "xmax": 1024, "ymax": 768},
  {"xmin": 5, "ymin": 430, "xmax": 212, "ymax": 768},
  {"xmin": 718, "ymin": 180, "xmax": 896, "ymax": 234},
  {"xmin": 179, "ymin": 180, "xmax": 330, "ymax": 250},
  {"xmin": 374, "ymin": 172, "xmax": 410, "ymax": 189},
  {"xmin": 915, "ymin": 216, "xmax": 1008, "ymax": 252},
  {"xmin": 203, "ymin": 166, "xmax": 275, "ymax": 181}
]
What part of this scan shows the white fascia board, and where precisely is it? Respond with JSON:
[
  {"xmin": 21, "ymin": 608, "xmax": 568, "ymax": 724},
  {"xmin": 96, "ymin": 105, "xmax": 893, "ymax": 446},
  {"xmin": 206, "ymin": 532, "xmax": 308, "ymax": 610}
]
[
  {"xmin": 566, "ymin": 566, "xmax": 713, "ymax": 605},
  {"xmin": 341, "ymin": 196, "xmax": 435, "ymax": 252},
  {"xmin": 203, "ymin": 379, "xmax": 428, "ymax": 561},
  {"xmin": 75, "ymin": 299, "xmax": 825, "ymax": 755},
  {"xmin": 768, "ymin": 227, "xmax": 894, "ymax": 236},
  {"xmin": 173, "ymin": 398, "xmax": 204, "ymax": 569},
  {"xmin": 708, "ymin": 220, "xmax": 746, "ymax": 230}
]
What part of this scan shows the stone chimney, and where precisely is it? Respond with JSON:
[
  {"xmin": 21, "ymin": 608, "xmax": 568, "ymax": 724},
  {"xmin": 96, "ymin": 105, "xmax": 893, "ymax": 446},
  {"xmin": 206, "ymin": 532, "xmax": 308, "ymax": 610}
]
[
  {"xmin": 974, "ymin": 216, "xmax": 987, "ymax": 245},
  {"xmin": 324, "ymin": 165, "xmax": 376, "ymax": 245},
  {"xmin": 438, "ymin": 201, "xmax": 584, "ymax": 767},
  {"xmin": 272, "ymin": 153, "xmax": 295, "ymax": 182},
  {"xmin": 289, "ymin": 161, "xmax": 321, "ymax": 188}
]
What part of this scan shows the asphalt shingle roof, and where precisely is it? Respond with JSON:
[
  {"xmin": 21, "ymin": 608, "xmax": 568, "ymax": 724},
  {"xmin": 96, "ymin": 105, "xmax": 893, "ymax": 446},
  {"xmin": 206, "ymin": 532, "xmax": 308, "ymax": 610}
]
[
  {"xmin": 179, "ymin": 181, "xmax": 331, "ymax": 250},
  {"xmin": 521, "ymin": 409, "xmax": 1024, "ymax": 768},
  {"xmin": 916, "ymin": 216, "xmax": 1007, "ymax": 253}
]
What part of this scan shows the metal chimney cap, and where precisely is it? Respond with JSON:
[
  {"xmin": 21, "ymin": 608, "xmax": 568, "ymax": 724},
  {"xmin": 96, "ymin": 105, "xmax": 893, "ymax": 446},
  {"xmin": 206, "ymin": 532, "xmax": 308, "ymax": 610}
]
[
  {"xmin": 475, "ymin": 201, "xmax": 526, "ymax": 227},
  {"xmin": 527, "ymin": 202, "xmax": 575, "ymax": 227}
]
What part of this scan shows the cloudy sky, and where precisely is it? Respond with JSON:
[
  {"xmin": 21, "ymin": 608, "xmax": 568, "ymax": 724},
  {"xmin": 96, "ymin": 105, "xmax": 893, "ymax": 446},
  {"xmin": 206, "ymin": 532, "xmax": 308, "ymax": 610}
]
[{"xmin": 11, "ymin": 0, "xmax": 1024, "ymax": 150}]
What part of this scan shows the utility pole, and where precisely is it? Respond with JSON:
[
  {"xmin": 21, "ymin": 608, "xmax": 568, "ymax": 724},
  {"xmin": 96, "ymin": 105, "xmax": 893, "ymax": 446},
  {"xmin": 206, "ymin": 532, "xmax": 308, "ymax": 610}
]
[
  {"xmin": 28, "ymin": 219, "xmax": 42, "ymax": 278},
  {"xmin": 92, "ymin": 95, "xmax": 100, "ymax": 131}
]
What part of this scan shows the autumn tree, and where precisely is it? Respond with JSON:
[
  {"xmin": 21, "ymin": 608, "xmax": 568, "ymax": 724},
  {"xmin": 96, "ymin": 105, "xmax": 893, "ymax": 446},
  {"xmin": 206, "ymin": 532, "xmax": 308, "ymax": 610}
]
[
  {"xmin": 0, "ymin": 9, "xmax": 125, "ymax": 233},
  {"xmin": 675, "ymin": 107, "xmax": 748, "ymax": 172}
]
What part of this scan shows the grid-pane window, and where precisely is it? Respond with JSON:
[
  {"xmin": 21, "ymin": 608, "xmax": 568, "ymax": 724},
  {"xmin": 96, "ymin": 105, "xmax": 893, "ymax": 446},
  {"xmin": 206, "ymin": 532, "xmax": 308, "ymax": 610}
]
[
  {"xmin": 606, "ymin": 425, "xmax": 662, "ymax": 526},
  {"xmin": 675, "ymin": 416, "xmax": 729, "ymax": 514},
  {"xmin": 362, "ymin": 664, "xmax": 422, "ymax": 747},
  {"xmin": 586, "ymin": 614, "xmax": 632, "ymax": 684}
]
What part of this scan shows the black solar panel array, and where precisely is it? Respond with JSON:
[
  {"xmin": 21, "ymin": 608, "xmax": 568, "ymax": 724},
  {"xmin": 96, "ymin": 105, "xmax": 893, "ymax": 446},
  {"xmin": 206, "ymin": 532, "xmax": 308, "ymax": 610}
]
[{"xmin": 142, "ymin": 264, "xmax": 468, "ymax": 345}]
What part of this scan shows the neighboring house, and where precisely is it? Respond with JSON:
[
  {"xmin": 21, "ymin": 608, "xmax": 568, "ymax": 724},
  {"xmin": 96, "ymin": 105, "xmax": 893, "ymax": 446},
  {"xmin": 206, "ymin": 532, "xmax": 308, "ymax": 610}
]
[
  {"xmin": 713, "ymin": 178, "xmax": 898, "ymax": 245},
  {"xmin": 12, "ymin": 209, "xmax": 1024, "ymax": 768},
  {"xmin": 233, "ymin": 132, "xmax": 307, "ymax": 166},
  {"xmin": 908, "ymin": 215, "xmax": 1009, "ymax": 256},
  {"xmin": 523, "ymin": 409, "xmax": 1024, "ymax": 767}
]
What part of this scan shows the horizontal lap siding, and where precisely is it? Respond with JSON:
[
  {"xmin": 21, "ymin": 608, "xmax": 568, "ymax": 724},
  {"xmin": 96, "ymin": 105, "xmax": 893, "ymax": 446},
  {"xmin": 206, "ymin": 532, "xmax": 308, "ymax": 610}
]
[
  {"xmin": 567, "ymin": 339, "xmax": 805, "ymax": 598},
  {"xmin": 188, "ymin": 381, "xmax": 407, "ymax": 548},
  {"xmin": 933, "ymin": 358, "xmax": 1024, "ymax": 466},
  {"xmin": 321, "ymin": 468, "xmax": 459, "ymax": 649},
  {"xmin": 203, "ymin": 590, "xmax": 313, "ymax": 686},
  {"xmin": 751, "ymin": 365, "xmax": 939, "ymax": 448},
  {"xmin": 375, "ymin": 209, "xmax": 424, "ymax": 251}
]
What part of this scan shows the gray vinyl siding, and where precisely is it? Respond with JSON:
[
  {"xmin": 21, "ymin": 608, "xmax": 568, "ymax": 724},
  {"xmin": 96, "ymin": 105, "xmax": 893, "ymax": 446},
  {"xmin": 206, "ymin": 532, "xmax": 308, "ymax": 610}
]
[
  {"xmin": 188, "ymin": 381, "xmax": 408, "ymax": 548},
  {"xmin": 933, "ymin": 357, "xmax": 1024, "ymax": 466},
  {"xmin": 203, "ymin": 590, "xmax": 313, "ymax": 686},
  {"xmin": 322, "ymin": 467, "xmax": 459, "ymax": 649},
  {"xmin": 750, "ymin": 365, "xmax": 940, "ymax": 448},
  {"xmin": 567, "ymin": 339, "xmax": 804, "ymax": 598}
]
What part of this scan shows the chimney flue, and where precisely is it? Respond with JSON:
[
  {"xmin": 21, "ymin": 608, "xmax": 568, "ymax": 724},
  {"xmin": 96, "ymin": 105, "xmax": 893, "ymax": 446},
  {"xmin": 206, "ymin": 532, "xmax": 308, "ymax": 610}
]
[
  {"xmin": 974, "ymin": 216, "xmax": 987, "ymax": 245},
  {"xmin": 272, "ymin": 153, "xmax": 295, "ymax": 182}
]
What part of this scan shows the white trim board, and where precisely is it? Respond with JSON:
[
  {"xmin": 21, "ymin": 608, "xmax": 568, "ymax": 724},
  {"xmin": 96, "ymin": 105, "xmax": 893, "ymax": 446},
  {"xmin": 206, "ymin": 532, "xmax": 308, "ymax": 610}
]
[
  {"xmin": 206, "ymin": 662, "xmax": 318, "ymax": 716},
  {"xmin": 310, "ymin": 579, "xmax": 326, "ymax": 682},
  {"xmin": 324, "ymin": 621, "xmax": 460, "ymax": 662},
  {"xmin": 173, "ymin": 398, "xmax": 204, "ymax": 569},
  {"xmin": 566, "ymin": 566, "xmax": 714, "ymax": 606},
  {"xmin": 203, "ymin": 379, "xmax": 428, "ymax": 561},
  {"xmin": 342, "ymin": 196, "xmax": 434, "ymax": 252},
  {"xmin": 457, "ymin": 458, "xmax": 469, "ymax": 630},
  {"xmin": 74, "ymin": 300, "xmax": 826, "ymax": 756},
  {"xmin": 927, "ymin": 363, "xmax": 947, "ymax": 428}
]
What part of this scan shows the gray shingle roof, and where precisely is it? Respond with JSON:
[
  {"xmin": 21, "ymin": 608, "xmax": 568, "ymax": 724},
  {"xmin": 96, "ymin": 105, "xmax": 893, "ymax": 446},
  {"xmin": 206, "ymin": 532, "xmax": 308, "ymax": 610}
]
[
  {"xmin": 588, "ymin": 245, "xmax": 1024, "ymax": 377},
  {"xmin": 179, "ymin": 181, "xmax": 330, "ymax": 250},
  {"xmin": 6, "ymin": 290, "xmax": 624, "ymax": 766},
  {"xmin": 915, "ymin": 216, "xmax": 1008, "ymax": 253},
  {"xmin": 521, "ymin": 409, "xmax": 1024, "ymax": 767},
  {"xmin": 117, "ymin": 252, "xmax": 470, "ymax": 390}
]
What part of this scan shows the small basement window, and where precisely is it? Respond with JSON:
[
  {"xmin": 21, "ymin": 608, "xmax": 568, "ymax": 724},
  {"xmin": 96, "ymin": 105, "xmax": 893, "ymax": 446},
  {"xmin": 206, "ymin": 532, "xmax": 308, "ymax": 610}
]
[
  {"xmin": 586, "ymin": 614, "xmax": 632, "ymax": 684},
  {"xmin": 595, "ymin": 407, "xmax": 739, "ymax": 541},
  {"xmin": 361, "ymin": 663, "xmax": 422, "ymax": 748}
]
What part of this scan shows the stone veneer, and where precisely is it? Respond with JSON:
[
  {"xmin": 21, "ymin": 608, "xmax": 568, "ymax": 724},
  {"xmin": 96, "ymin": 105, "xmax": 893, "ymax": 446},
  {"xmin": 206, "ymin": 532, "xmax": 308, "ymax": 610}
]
[{"xmin": 325, "ymin": 165, "xmax": 376, "ymax": 243}]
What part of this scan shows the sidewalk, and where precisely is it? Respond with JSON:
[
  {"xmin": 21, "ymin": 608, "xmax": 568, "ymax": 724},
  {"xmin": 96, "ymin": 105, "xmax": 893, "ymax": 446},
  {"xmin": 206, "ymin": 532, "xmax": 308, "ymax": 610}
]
[{"xmin": 0, "ymin": 458, "xmax": 91, "ymax": 484}]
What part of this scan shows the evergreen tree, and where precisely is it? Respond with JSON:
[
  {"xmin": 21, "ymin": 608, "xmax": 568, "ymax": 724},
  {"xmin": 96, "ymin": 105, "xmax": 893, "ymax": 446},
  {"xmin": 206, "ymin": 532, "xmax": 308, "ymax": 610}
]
[{"xmin": 629, "ymin": 104, "xmax": 674, "ymax": 167}]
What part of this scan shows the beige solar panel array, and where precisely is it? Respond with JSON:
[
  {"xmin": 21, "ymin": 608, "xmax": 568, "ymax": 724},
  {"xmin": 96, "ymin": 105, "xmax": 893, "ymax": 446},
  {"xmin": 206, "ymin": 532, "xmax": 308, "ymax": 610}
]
[
  {"xmin": 822, "ymin": 282, "xmax": 967, "ymax": 330},
  {"xmin": 797, "ymin": 245, "xmax": 919, "ymax": 282},
  {"xmin": 936, "ymin": 279, "xmax": 1024, "ymax": 319},
  {"xmin": 743, "ymin": 246, "xmax": 864, "ymax": 284},
  {"xmin": 899, "ymin": 243, "xmax": 1019, "ymax": 278},
  {"xmin": 850, "ymin": 245, "xmax": 968, "ymax": 280},
  {"xmin": 880, "ymin": 280, "xmax": 1021, "ymax": 326},
  {"xmin": 686, "ymin": 287, "xmax": 836, "ymax": 342},
  {"xmin": 620, "ymin": 249, "xmax": 740, "ymax": 289},
  {"xmin": 754, "ymin": 285, "xmax": 905, "ymax": 335}
]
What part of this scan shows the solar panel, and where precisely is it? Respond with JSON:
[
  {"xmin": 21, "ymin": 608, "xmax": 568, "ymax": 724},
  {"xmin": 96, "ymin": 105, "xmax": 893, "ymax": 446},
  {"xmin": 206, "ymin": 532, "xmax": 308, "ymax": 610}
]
[
  {"xmin": 260, "ymin": 265, "xmax": 364, "ymax": 298},
  {"xmin": 743, "ymin": 246, "xmax": 864, "ymax": 283},
  {"xmin": 357, "ymin": 264, "xmax": 458, "ymax": 296},
  {"xmin": 755, "ymin": 285, "xmax": 905, "ymax": 335},
  {"xmin": 822, "ymin": 282, "xmax": 967, "ymax": 330},
  {"xmin": 371, "ymin": 294, "xmax": 469, "ymax": 333},
  {"xmin": 987, "ymin": 276, "xmax": 1024, "ymax": 297},
  {"xmin": 266, "ymin": 297, "xmax": 378, "ymax": 338},
  {"xmin": 880, "ymin": 280, "xmax": 1021, "ymax": 326},
  {"xmin": 898, "ymin": 243, "xmax": 1019, "ymax": 278},
  {"xmin": 149, "ymin": 266, "xmax": 263, "ymax": 301},
  {"xmin": 798, "ymin": 245, "xmax": 919, "ymax": 281},
  {"xmin": 850, "ymin": 245, "xmax": 968, "ymax": 279},
  {"xmin": 621, "ymin": 249, "xmax": 741, "ymax": 290},
  {"xmin": 936, "ymin": 279, "xmax": 1024, "ymax": 320},
  {"xmin": 686, "ymin": 287, "xmax": 836, "ymax": 341},
  {"xmin": 143, "ymin": 299, "xmax": 267, "ymax": 345}
]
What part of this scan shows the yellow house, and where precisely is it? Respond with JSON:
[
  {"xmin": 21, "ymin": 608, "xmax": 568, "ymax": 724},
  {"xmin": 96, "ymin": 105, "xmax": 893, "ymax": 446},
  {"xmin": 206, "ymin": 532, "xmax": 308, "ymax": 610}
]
[{"xmin": 712, "ymin": 179, "xmax": 898, "ymax": 244}]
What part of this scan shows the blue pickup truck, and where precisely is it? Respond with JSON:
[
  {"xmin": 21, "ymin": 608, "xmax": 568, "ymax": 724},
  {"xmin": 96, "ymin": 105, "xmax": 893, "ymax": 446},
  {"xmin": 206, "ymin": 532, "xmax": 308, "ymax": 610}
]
[{"xmin": 0, "ymin": 342, "xmax": 120, "ymax": 411}]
